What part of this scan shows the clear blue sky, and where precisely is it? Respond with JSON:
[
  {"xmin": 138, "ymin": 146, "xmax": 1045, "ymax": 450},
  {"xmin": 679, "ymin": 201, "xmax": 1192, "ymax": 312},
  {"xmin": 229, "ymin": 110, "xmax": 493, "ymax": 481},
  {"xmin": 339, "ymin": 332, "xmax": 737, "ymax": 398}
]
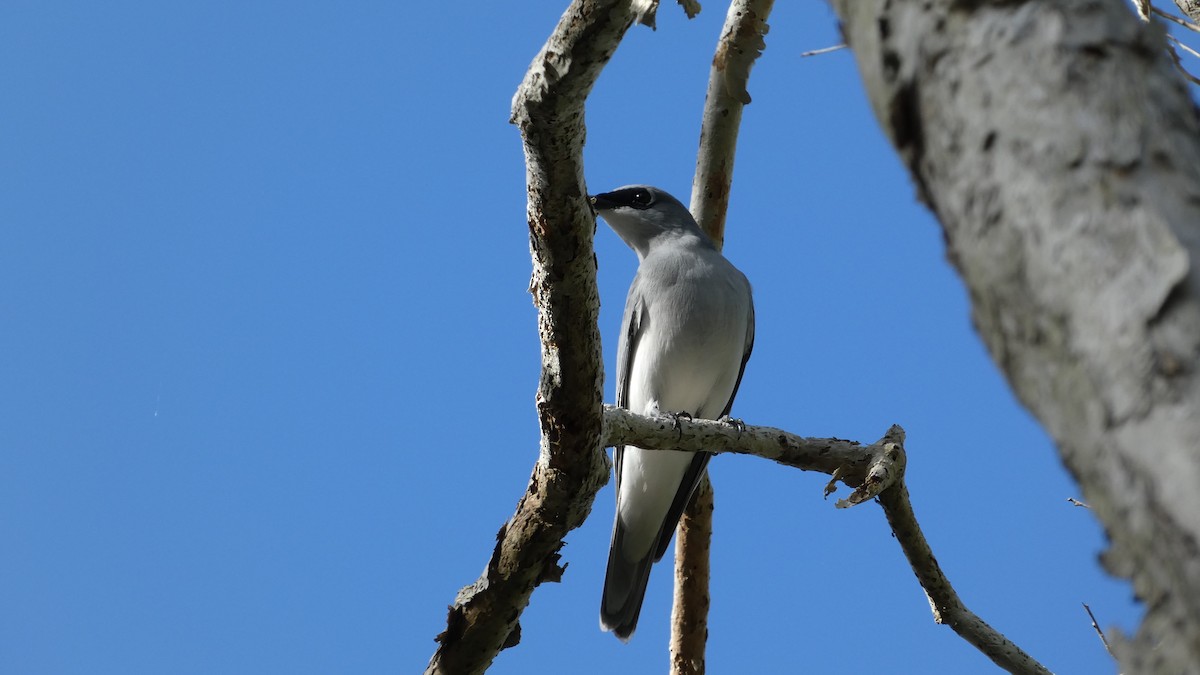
[{"xmin": 1, "ymin": 2, "xmax": 1147, "ymax": 673}]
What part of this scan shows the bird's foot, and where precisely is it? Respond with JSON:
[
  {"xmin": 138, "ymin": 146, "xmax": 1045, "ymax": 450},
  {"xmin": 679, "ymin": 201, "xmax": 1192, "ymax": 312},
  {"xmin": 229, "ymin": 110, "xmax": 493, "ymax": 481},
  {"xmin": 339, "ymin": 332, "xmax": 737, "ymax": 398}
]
[
  {"xmin": 718, "ymin": 415, "xmax": 746, "ymax": 436},
  {"xmin": 667, "ymin": 410, "xmax": 693, "ymax": 427},
  {"xmin": 667, "ymin": 411, "xmax": 693, "ymax": 440}
]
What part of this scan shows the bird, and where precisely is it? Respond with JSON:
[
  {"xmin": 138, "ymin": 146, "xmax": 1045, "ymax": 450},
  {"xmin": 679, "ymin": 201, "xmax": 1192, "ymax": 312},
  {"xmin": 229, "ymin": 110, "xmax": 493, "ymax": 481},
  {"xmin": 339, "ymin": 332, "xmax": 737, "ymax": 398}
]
[{"xmin": 590, "ymin": 184, "xmax": 755, "ymax": 641}]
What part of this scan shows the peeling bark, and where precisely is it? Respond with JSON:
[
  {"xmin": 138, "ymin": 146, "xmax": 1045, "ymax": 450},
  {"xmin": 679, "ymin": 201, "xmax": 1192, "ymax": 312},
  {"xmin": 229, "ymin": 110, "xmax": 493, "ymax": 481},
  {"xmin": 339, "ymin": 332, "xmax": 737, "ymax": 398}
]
[{"xmin": 833, "ymin": 1, "xmax": 1200, "ymax": 671}]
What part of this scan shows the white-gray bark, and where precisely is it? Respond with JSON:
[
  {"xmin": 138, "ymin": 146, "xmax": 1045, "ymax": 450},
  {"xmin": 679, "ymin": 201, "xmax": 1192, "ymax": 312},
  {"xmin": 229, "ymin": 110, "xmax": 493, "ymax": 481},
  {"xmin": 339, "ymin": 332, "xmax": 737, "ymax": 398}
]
[{"xmin": 832, "ymin": 1, "xmax": 1200, "ymax": 671}]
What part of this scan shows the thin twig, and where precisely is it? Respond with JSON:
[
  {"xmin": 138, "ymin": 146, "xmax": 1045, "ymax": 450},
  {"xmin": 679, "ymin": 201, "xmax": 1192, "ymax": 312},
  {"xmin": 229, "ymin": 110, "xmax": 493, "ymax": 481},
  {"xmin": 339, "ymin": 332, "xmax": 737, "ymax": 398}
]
[
  {"xmin": 1165, "ymin": 39, "xmax": 1200, "ymax": 85},
  {"xmin": 1168, "ymin": 31, "xmax": 1200, "ymax": 58},
  {"xmin": 1153, "ymin": 5, "xmax": 1200, "ymax": 32},
  {"xmin": 1083, "ymin": 603, "xmax": 1117, "ymax": 660},
  {"xmin": 801, "ymin": 43, "xmax": 848, "ymax": 57},
  {"xmin": 1146, "ymin": 6, "xmax": 1200, "ymax": 84},
  {"xmin": 878, "ymin": 484, "xmax": 1053, "ymax": 675}
]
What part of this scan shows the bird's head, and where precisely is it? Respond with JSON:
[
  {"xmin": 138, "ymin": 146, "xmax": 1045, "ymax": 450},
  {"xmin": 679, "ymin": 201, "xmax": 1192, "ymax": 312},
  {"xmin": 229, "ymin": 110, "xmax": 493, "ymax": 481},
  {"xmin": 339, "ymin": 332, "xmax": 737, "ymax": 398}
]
[{"xmin": 590, "ymin": 185, "xmax": 709, "ymax": 258}]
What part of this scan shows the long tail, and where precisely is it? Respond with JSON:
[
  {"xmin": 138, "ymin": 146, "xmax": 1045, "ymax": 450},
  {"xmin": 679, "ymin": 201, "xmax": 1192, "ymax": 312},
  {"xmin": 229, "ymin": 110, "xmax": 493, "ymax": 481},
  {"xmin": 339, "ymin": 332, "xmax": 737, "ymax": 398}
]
[{"xmin": 599, "ymin": 518, "xmax": 656, "ymax": 641}]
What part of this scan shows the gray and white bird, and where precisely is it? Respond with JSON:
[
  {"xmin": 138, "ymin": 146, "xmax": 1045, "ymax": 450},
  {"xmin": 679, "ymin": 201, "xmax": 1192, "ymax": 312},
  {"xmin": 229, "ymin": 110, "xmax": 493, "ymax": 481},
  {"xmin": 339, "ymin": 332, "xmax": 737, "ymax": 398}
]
[{"xmin": 591, "ymin": 185, "xmax": 755, "ymax": 641}]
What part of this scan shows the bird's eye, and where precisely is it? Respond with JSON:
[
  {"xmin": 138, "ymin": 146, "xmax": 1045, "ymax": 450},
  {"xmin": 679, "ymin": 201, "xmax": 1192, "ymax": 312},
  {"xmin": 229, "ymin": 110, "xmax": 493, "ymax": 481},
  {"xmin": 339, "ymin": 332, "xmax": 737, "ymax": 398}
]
[{"xmin": 631, "ymin": 189, "xmax": 653, "ymax": 208}]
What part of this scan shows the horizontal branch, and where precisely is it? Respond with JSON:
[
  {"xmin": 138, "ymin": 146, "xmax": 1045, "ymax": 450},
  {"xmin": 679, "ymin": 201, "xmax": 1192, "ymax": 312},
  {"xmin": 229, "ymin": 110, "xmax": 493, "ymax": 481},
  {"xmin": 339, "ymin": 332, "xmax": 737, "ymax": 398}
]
[
  {"xmin": 603, "ymin": 405, "xmax": 1052, "ymax": 674},
  {"xmin": 602, "ymin": 405, "xmax": 904, "ymax": 506}
]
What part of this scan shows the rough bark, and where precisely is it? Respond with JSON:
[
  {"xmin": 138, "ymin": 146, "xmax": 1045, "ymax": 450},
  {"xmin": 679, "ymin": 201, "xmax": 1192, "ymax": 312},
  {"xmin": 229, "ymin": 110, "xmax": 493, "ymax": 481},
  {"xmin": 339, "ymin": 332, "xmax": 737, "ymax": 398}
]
[
  {"xmin": 832, "ymin": 0, "xmax": 1200, "ymax": 672},
  {"xmin": 424, "ymin": 3, "xmax": 634, "ymax": 673}
]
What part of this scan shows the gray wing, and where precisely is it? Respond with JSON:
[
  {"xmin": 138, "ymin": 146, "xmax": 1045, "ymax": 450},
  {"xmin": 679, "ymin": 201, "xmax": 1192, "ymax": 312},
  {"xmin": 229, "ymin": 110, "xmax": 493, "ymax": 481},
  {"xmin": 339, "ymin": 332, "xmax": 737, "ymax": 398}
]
[
  {"xmin": 720, "ymin": 293, "xmax": 755, "ymax": 418},
  {"xmin": 602, "ymin": 276, "xmax": 656, "ymax": 638},
  {"xmin": 612, "ymin": 276, "xmax": 646, "ymax": 493}
]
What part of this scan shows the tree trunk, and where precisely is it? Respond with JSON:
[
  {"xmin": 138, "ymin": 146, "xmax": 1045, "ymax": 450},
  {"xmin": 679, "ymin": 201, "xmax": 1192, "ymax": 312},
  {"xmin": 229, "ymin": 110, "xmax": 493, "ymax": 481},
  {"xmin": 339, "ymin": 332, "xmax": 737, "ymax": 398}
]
[{"xmin": 831, "ymin": 1, "xmax": 1200, "ymax": 672}]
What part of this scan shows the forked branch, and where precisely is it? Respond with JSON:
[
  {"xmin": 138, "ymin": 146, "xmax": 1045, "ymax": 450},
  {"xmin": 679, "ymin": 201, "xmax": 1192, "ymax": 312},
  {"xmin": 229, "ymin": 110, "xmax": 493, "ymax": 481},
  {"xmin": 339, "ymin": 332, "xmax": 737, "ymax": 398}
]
[{"xmin": 431, "ymin": 1, "xmax": 1057, "ymax": 673}]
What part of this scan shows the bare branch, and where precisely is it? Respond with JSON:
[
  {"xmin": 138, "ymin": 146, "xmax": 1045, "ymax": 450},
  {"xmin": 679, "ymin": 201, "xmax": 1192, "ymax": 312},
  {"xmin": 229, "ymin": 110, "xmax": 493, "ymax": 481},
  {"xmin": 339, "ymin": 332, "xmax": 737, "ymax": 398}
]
[
  {"xmin": 801, "ymin": 43, "xmax": 848, "ymax": 57},
  {"xmin": 1153, "ymin": 5, "xmax": 1200, "ymax": 31},
  {"xmin": 1165, "ymin": 35, "xmax": 1200, "ymax": 84},
  {"xmin": 1133, "ymin": 8, "xmax": 1200, "ymax": 91},
  {"xmin": 435, "ymin": 2, "xmax": 1073, "ymax": 672},
  {"xmin": 879, "ymin": 485, "xmax": 1052, "ymax": 675},
  {"xmin": 1169, "ymin": 31, "xmax": 1200, "ymax": 57},
  {"xmin": 669, "ymin": 476, "xmax": 712, "ymax": 675},
  {"xmin": 605, "ymin": 406, "xmax": 1053, "ymax": 674},
  {"xmin": 602, "ymin": 405, "xmax": 903, "ymax": 491},
  {"xmin": 690, "ymin": 0, "xmax": 775, "ymax": 247},
  {"xmin": 425, "ymin": 3, "xmax": 635, "ymax": 673},
  {"xmin": 1083, "ymin": 603, "xmax": 1117, "ymax": 661}
]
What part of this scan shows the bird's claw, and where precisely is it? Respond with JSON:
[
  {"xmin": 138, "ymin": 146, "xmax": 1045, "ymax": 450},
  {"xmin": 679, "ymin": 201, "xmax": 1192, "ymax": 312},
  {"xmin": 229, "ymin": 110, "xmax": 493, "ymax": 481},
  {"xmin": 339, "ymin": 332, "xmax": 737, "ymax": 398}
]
[
  {"xmin": 668, "ymin": 410, "xmax": 693, "ymax": 428},
  {"xmin": 666, "ymin": 411, "xmax": 693, "ymax": 441},
  {"xmin": 718, "ymin": 415, "xmax": 746, "ymax": 436}
]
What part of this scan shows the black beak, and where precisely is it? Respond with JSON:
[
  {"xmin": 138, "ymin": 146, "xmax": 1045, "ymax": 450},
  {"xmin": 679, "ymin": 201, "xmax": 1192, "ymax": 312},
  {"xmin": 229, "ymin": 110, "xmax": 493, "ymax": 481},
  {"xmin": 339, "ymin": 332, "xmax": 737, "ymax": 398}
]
[{"xmin": 589, "ymin": 192, "xmax": 619, "ymax": 210}]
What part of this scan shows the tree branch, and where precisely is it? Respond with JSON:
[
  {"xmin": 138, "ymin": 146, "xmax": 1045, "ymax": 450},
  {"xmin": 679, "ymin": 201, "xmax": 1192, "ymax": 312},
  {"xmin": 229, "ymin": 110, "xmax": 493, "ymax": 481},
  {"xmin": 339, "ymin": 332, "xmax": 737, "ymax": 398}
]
[
  {"xmin": 669, "ymin": 475, "xmax": 712, "ymax": 675},
  {"xmin": 603, "ymin": 406, "xmax": 904, "ymax": 501},
  {"xmin": 690, "ymin": 0, "xmax": 775, "ymax": 248},
  {"xmin": 425, "ymin": 3, "xmax": 634, "ymax": 673},
  {"xmin": 670, "ymin": 2, "xmax": 775, "ymax": 672},
  {"xmin": 877, "ymin": 486, "xmax": 1052, "ymax": 675},
  {"xmin": 605, "ymin": 406, "xmax": 1053, "ymax": 674},
  {"xmin": 432, "ymin": 1, "xmax": 1080, "ymax": 672}
]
